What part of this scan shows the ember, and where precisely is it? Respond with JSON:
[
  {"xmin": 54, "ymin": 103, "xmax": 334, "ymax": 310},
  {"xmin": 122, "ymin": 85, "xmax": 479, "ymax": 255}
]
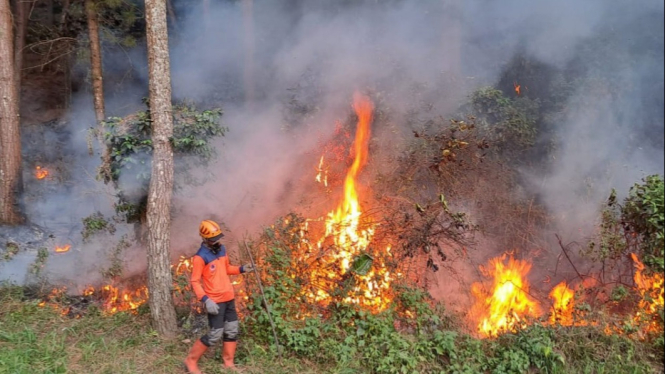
[
  {"xmin": 35, "ymin": 166, "xmax": 49, "ymax": 179},
  {"xmin": 513, "ymin": 82, "xmax": 521, "ymax": 96}
]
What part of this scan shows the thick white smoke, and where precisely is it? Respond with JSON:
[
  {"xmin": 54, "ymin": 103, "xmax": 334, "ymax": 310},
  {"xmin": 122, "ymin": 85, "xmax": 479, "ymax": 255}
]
[{"xmin": 1, "ymin": 0, "xmax": 662, "ymax": 294}]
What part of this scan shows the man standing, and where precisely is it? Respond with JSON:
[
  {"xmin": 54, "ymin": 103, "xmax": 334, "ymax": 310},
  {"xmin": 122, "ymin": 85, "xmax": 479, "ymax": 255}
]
[{"xmin": 184, "ymin": 220, "xmax": 255, "ymax": 373}]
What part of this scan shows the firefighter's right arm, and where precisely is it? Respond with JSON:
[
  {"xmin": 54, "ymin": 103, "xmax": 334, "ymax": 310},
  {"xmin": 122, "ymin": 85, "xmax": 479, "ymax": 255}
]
[{"xmin": 190, "ymin": 255, "xmax": 208, "ymax": 302}]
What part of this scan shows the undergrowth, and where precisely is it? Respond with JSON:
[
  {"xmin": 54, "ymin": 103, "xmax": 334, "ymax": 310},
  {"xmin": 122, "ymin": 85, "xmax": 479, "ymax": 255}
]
[{"xmin": 1, "ymin": 281, "xmax": 661, "ymax": 374}]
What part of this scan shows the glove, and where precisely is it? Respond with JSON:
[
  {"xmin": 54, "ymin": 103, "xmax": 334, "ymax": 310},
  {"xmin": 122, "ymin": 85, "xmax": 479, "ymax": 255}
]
[
  {"xmin": 242, "ymin": 263, "xmax": 256, "ymax": 273},
  {"xmin": 204, "ymin": 298, "xmax": 219, "ymax": 315}
]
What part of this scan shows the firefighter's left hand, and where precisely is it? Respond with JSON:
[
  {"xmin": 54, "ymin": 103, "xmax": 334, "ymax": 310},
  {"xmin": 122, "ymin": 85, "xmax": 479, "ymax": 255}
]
[{"xmin": 242, "ymin": 263, "xmax": 256, "ymax": 273}]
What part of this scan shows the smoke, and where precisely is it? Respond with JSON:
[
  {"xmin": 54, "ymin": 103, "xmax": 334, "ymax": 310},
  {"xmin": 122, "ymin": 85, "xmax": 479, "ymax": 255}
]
[{"xmin": 2, "ymin": 0, "xmax": 663, "ymax": 294}]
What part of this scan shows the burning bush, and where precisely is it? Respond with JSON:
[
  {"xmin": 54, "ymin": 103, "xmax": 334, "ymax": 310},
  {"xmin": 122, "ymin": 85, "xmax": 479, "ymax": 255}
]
[{"xmin": 242, "ymin": 215, "xmax": 457, "ymax": 371}]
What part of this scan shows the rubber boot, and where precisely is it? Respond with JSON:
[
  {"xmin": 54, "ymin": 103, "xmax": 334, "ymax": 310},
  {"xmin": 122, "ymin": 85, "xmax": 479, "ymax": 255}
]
[
  {"xmin": 222, "ymin": 341, "xmax": 238, "ymax": 370},
  {"xmin": 184, "ymin": 339, "xmax": 208, "ymax": 374}
]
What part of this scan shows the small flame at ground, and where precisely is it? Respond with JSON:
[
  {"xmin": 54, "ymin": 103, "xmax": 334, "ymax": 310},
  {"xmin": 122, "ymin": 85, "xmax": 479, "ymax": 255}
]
[
  {"xmin": 549, "ymin": 281, "xmax": 575, "ymax": 326},
  {"xmin": 55, "ymin": 244, "xmax": 71, "ymax": 253},
  {"xmin": 35, "ymin": 166, "xmax": 49, "ymax": 179},
  {"xmin": 470, "ymin": 254, "xmax": 541, "ymax": 337},
  {"xmin": 101, "ymin": 285, "xmax": 148, "ymax": 314},
  {"xmin": 630, "ymin": 253, "xmax": 664, "ymax": 334}
]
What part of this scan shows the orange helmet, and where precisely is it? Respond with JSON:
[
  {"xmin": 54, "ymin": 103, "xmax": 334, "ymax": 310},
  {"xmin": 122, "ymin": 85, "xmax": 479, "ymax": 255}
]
[{"xmin": 199, "ymin": 220, "xmax": 224, "ymax": 240}]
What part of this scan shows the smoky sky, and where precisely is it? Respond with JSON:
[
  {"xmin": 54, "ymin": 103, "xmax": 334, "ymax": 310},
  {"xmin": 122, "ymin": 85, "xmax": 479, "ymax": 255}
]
[
  {"xmin": 2, "ymin": 0, "xmax": 663, "ymax": 286},
  {"xmin": 168, "ymin": 0, "xmax": 663, "ymax": 241}
]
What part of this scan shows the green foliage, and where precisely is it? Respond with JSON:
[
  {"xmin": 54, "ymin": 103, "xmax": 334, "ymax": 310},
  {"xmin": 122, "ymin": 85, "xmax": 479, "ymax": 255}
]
[
  {"xmin": 586, "ymin": 175, "xmax": 664, "ymax": 273},
  {"xmin": 488, "ymin": 325, "xmax": 564, "ymax": 374},
  {"xmin": 81, "ymin": 212, "xmax": 116, "ymax": 241},
  {"xmin": 469, "ymin": 87, "xmax": 539, "ymax": 157},
  {"xmin": 584, "ymin": 189, "xmax": 627, "ymax": 262},
  {"xmin": 102, "ymin": 102, "xmax": 225, "ymax": 185},
  {"xmin": 622, "ymin": 175, "xmax": 664, "ymax": 272},
  {"xmin": 101, "ymin": 101, "xmax": 226, "ymax": 221},
  {"xmin": 29, "ymin": 248, "xmax": 49, "ymax": 275},
  {"xmin": 3, "ymin": 242, "xmax": 19, "ymax": 261},
  {"xmin": 101, "ymin": 235, "xmax": 131, "ymax": 280},
  {"xmin": 611, "ymin": 285, "xmax": 629, "ymax": 302}
]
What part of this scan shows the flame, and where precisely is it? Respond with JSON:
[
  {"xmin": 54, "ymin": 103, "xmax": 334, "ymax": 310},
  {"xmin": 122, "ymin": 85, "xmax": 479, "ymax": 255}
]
[
  {"xmin": 470, "ymin": 254, "xmax": 541, "ymax": 337},
  {"xmin": 293, "ymin": 92, "xmax": 394, "ymax": 312},
  {"xmin": 315, "ymin": 155, "xmax": 328, "ymax": 186},
  {"xmin": 513, "ymin": 82, "xmax": 521, "ymax": 96},
  {"xmin": 35, "ymin": 166, "xmax": 49, "ymax": 179},
  {"xmin": 630, "ymin": 253, "xmax": 664, "ymax": 334},
  {"xmin": 55, "ymin": 244, "xmax": 71, "ymax": 253},
  {"xmin": 101, "ymin": 284, "xmax": 148, "ymax": 314},
  {"xmin": 549, "ymin": 281, "xmax": 575, "ymax": 326},
  {"xmin": 174, "ymin": 255, "xmax": 193, "ymax": 276},
  {"xmin": 325, "ymin": 92, "xmax": 373, "ymax": 252}
]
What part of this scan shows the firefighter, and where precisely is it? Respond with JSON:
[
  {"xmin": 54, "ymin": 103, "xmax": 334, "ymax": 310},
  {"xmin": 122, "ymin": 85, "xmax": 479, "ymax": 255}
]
[{"xmin": 184, "ymin": 219, "xmax": 255, "ymax": 374}]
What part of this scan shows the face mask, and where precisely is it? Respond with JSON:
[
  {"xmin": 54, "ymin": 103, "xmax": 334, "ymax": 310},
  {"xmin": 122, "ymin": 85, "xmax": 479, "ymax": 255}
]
[{"xmin": 209, "ymin": 241, "xmax": 222, "ymax": 253}]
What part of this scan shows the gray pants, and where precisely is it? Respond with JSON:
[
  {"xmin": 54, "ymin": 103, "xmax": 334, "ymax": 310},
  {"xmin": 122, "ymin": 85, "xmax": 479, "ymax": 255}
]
[{"xmin": 200, "ymin": 299, "xmax": 239, "ymax": 346}]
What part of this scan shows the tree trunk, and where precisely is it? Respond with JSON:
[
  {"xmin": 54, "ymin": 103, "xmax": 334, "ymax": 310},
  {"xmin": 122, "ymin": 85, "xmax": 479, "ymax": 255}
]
[
  {"xmin": 144, "ymin": 0, "xmax": 177, "ymax": 338},
  {"xmin": 0, "ymin": 0, "xmax": 24, "ymax": 225},
  {"xmin": 85, "ymin": 0, "xmax": 104, "ymax": 123},
  {"xmin": 242, "ymin": 0, "xmax": 254, "ymax": 108},
  {"xmin": 13, "ymin": 0, "xmax": 27, "ymax": 99}
]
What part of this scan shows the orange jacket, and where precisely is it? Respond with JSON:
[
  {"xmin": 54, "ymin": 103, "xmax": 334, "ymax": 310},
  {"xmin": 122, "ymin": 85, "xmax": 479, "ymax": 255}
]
[{"xmin": 191, "ymin": 243, "xmax": 243, "ymax": 303}]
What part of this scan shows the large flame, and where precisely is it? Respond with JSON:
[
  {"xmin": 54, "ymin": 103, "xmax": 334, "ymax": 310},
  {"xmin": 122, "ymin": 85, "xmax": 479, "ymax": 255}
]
[
  {"xmin": 325, "ymin": 92, "xmax": 374, "ymax": 253},
  {"xmin": 470, "ymin": 254, "xmax": 541, "ymax": 337},
  {"xmin": 294, "ymin": 92, "xmax": 393, "ymax": 312}
]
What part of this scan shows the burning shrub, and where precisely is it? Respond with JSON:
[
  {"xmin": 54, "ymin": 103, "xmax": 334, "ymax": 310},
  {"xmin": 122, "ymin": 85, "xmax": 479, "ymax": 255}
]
[
  {"xmin": 622, "ymin": 175, "xmax": 664, "ymax": 273},
  {"xmin": 242, "ymin": 213, "xmax": 455, "ymax": 372}
]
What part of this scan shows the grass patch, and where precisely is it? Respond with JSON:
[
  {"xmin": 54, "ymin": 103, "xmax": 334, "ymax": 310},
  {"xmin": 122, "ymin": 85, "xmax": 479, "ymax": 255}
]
[{"xmin": 1, "ymin": 284, "xmax": 662, "ymax": 374}]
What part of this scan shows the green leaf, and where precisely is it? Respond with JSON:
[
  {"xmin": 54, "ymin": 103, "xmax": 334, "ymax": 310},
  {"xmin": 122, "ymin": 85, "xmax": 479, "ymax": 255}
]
[{"xmin": 351, "ymin": 253, "xmax": 374, "ymax": 276}]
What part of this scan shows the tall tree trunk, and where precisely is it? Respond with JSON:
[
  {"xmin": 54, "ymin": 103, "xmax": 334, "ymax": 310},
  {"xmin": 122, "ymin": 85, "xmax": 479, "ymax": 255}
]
[
  {"xmin": 144, "ymin": 0, "xmax": 177, "ymax": 338},
  {"xmin": 242, "ymin": 0, "xmax": 254, "ymax": 107},
  {"xmin": 13, "ymin": 0, "xmax": 27, "ymax": 99},
  {"xmin": 0, "ymin": 0, "xmax": 24, "ymax": 225},
  {"xmin": 85, "ymin": 0, "xmax": 104, "ymax": 123}
]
